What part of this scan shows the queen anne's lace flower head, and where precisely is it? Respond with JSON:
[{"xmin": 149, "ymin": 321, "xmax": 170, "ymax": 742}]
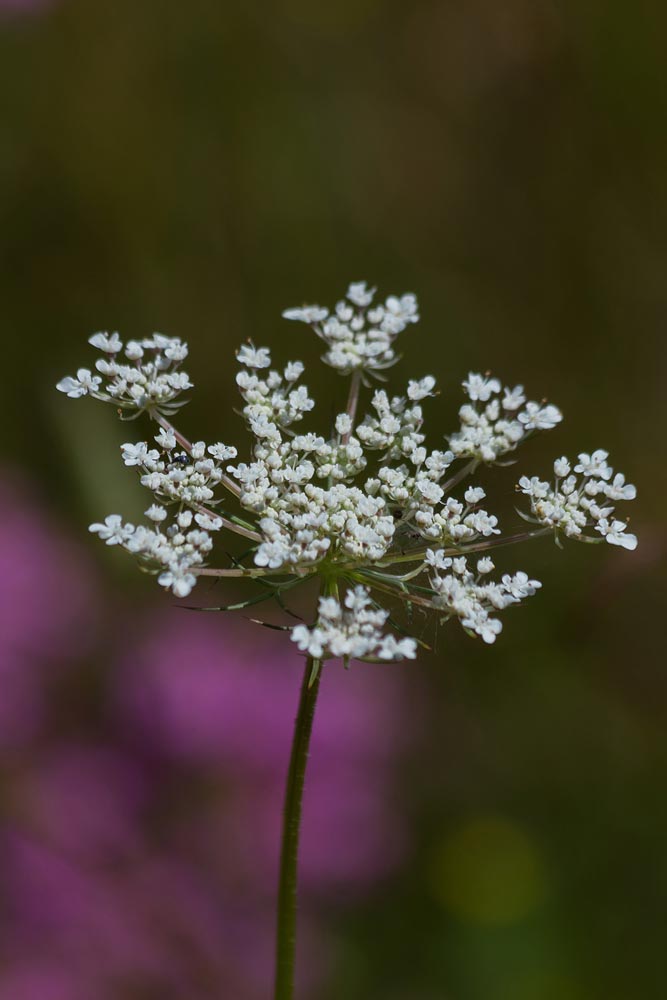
[
  {"xmin": 57, "ymin": 282, "xmax": 638, "ymax": 665},
  {"xmin": 518, "ymin": 453, "xmax": 637, "ymax": 550},
  {"xmin": 448, "ymin": 374, "xmax": 562, "ymax": 464},
  {"xmin": 282, "ymin": 281, "xmax": 419, "ymax": 375},
  {"xmin": 291, "ymin": 585, "xmax": 417, "ymax": 664},
  {"xmin": 57, "ymin": 332, "xmax": 192, "ymax": 416}
]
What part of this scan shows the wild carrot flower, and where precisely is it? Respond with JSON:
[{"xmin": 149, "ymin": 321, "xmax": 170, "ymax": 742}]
[{"xmin": 57, "ymin": 282, "xmax": 637, "ymax": 659}]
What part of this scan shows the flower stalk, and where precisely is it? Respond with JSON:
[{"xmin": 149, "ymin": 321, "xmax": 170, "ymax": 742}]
[
  {"xmin": 275, "ymin": 655, "xmax": 322, "ymax": 1000},
  {"xmin": 342, "ymin": 368, "xmax": 362, "ymax": 444}
]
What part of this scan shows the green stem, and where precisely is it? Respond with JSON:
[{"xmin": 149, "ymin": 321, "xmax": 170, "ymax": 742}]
[
  {"xmin": 342, "ymin": 369, "xmax": 362, "ymax": 444},
  {"xmin": 372, "ymin": 527, "xmax": 552, "ymax": 568},
  {"xmin": 274, "ymin": 655, "xmax": 323, "ymax": 1000}
]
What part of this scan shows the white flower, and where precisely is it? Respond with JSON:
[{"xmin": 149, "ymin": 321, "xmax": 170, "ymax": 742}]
[
  {"xmin": 164, "ymin": 340, "xmax": 188, "ymax": 361},
  {"xmin": 56, "ymin": 368, "xmax": 102, "ymax": 398},
  {"xmin": 407, "ymin": 376, "xmax": 436, "ymax": 401},
  {"xmin": 282, "ymin": 305, "xmax": 329, "ymax": 324},
  {"xmin": 416, "ymin": 480, "xmax": 444, "ymax": 505},
  {"xmin": 462, "ymin": 373, "xmax": 501, "ymax": 402},
  {"xmin": 464, "ymin": 486, "xmax": 486, "ymax": 504},
  {"xmin": 195, "ymin": 512, "xmax": 223, "ymax": 531},
  {"xmin": 158, "ymin": 567, "xmax": 197, "ymax": 598},
  {"xmin": 554, "ymin": 457, "xmax": 571, "ymax": 478},
  {"xmin": 88, "ymin": 332, "xmax": 122, "ymax": 353},
  {"xmin": 347, "ymin": 282, "xmax": 376, "ymax": 307},
  {"xmin": 166, "ymin": 372, "xmax": 193, "ymax": 391},
  {"xmin": 154, "ymin": 429, "xmax": 176, "ymax": 450},
  {"xmin": 519, "ymin": 476, "xmax": 549, "ymax": 498},
  {"xmin": 518, "ymin": 402, "xmax": 563, "ymax": 431},
  {"xmin": 605, "ymin": 473, "xmax": 636, "ymax": 501},
  {"xmin": 473, "ymin": 617, "xmax": 503, "ymax": 644},
  {"xmin": 121, "ymin": 441, "xmax": 158, "ymax": 467},
  {"xmin": 467, "ymin": 510, "xmax": 500, "ymax": 536},
  {"xmin": 344, "ymin": 584, "xmax": 372, "ymax": 613},
  {"xmin": 89, "ymin": 514, "xmax": 134, "ymax": 545},
  {"xmin": 145, "ymin": 504, "xmax": 167, "ymax": 522},
  {"xmin": 236, "ymin": 345, "xmax": 271, "ymax": 369},
  {"xmin": 503, "ymin": 385, "xmax": 526, "ymax": 410},
  {"xmin": 595, "ymin": 518, "xmax": 638, "ymax": 550},
  {"xmin": 477, "ymin": 557, "xmax": 495, "ymax": 574},
  {"xmin": 425, "ymin": 549, "xmax": 452, "ymax": 570},
  {"xmin": 335, "ymin": 413, "xmax": 352, "ymax": 436},
  {"xmin": 284, "ymin": 361, "xmax": 305, "ymax": 381},
  {"xmin": 208, "ymin": 442, "xmax": 238, "ymax": 461},
  {"xmin": 383, "ymin": 293, "xmax": 419, "ymax": 331},
  {"xmin": 125, "ymin": 340, "xmax": 144, "ymax": 360},
  {"xmin": 574, "ymin": 450, "xmax": 612, "ymax": 480},
  {"xmin": 377, "ymin": 634, "xmax": 418, "ymax": 660},
  {"xmin": 501, "ymin": 572, "xmax": 542, "ymax": 600}
]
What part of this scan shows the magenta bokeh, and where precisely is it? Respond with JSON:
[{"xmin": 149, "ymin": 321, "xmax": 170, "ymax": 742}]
[{"xmin": 0, "ymin": 475, "xmax": 99, "ymax": 747}]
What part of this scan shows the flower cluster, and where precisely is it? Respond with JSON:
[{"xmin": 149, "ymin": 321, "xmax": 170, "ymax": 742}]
[
  {"xmin": 291, "ymin": 585, "xmax": 417, "ymax": 662},
  {"xmin": 448, "ymin": 373, "xmax": 562, "ymax": 464},
  {"xmin": 57, "ymin": 282, "xmax": 638, "ymax": 662},
  {"xmin": 85, "ymin": 430, "xmax": 244, "ymax": 596},
  {"xmin": 283, "ymin": 281, "xmax": 419, "ymax": 374},
  {"xmin": 121, "ymin": 436, "xmax": 236, "ymax": 506},
  {"xmin": 90, "ymin": 508, "xmax": 218, "ymax": 598},
  {"xmin": 57, "ymin": 332, "xmax": 192, "ymax": 416},
  {"xmin": 425, "ymin": 550, "xmax": 541, "ymax": 644},
  {"xmin": 519, "ymin": 451, "xmax": 637, "ymax": 549}
]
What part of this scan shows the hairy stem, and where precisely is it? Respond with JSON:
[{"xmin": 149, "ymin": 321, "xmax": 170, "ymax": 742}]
[
  {"xmin": 342, "ymin": 369, "xmax": 362, "ymax": 444},
  {"xmin": 192, "ymin": 502, "xmax": 261, "ymax": 543},
  {"xmin": 274, "ymin": 656, "xmax": 322, "ymax": 1000},
  {"xmin": 374, "ymin": 527, "xmax": 552, "ymax": 568},
  {"xmin": 442, "ymin": 527, "xmax": 551, "ymax": 557},
  {"xmin": 195, "ymin": 566, "xmax": 273, "ymax": 578},
  {"xmin": 356, "ymin": 573, "xmax": 439, "ymax": 610},
  {"xmin": 440, "ymin": 458, "xmax": 479, "ymax": 495}
]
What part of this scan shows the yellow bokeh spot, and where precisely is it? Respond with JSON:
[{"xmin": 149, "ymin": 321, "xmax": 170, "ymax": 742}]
[{"xmin": 431, "ymin": 815, "xmax": 548, "ymax": 924}]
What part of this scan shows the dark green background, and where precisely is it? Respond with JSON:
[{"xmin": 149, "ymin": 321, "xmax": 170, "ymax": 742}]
[{"xmin": 1, "ymin": 2, "xmax": 665, "ymax": 998}]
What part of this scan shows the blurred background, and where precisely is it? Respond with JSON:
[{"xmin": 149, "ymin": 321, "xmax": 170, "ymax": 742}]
[{"xmin": 1, "ymin": 1, "xmax": 666, "ymax": 997}]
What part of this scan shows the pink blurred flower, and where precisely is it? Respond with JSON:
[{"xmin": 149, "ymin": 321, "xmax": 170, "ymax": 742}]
[
  {"xmin": 0, "ymin": 474, "xmax": 99, "ymax": 658},
  {"xmin": 14, "ymin": 743, "xmax": 148, "ymax": 862},
  {"xmin": 0, "ymin": 473, "xmax": 99, "ymax": 747},
  {"xmin": 2, "ymin": 822, "xmax": 323, "ymax": 999},
  {"xmin": 116, "ymin": 612, "xmax": 414, "ymax": 893},
  {"xmin": 0, "ymin": 963, "xmax": 94, "ymax": 1000}
]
